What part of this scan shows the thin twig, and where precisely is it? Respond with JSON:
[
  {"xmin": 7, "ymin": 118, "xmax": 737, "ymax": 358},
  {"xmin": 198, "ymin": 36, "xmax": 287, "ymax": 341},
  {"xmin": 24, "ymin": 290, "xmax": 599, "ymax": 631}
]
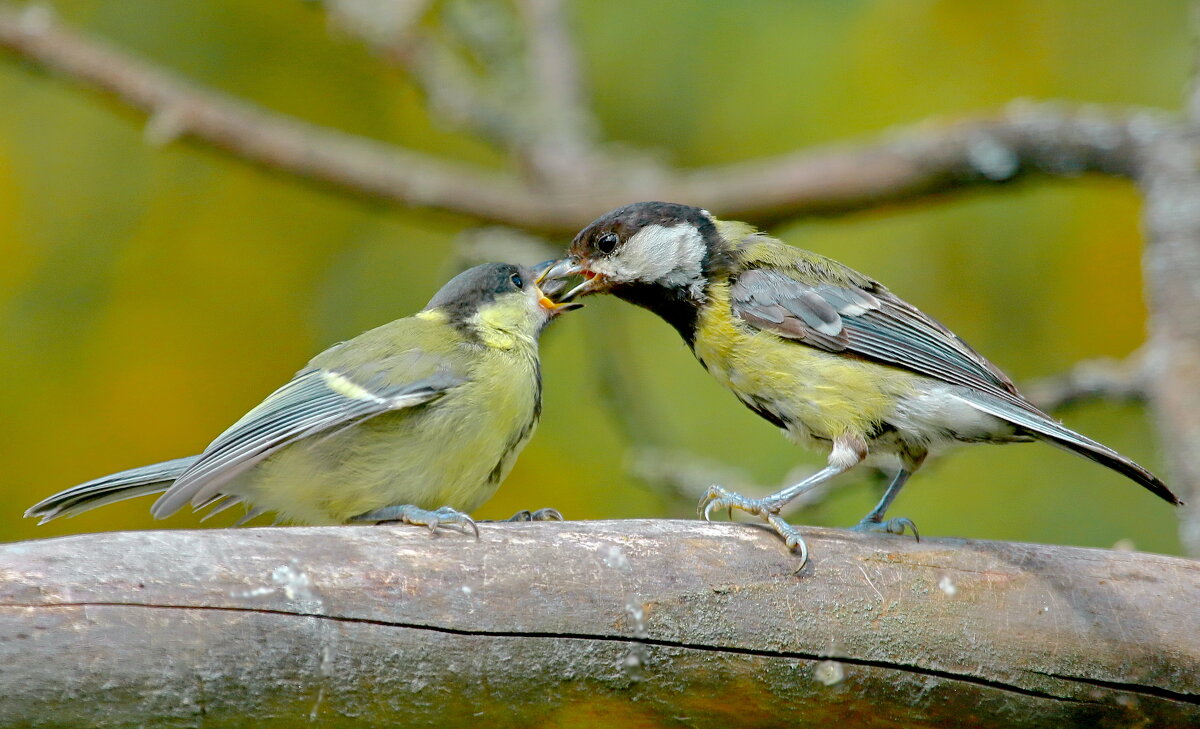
[
  {"xmin": 513, "ymin": 0, "xmax": 598, "ymax": 185},
  {"xmin": 327, "ymin": 0, "xmax": 596, "ymax": 179},
  {"xmin": 322, "ymin": 0, "xmax": 431, "ymax": 49},
  {"xmin": 0, "ymin": 4, "xmax": 556, "ymax": 225},
  {"xmin": 357, "ymin": 0, "xmax": 536, "ymax": 151},
  {"xmin": 1023, "ymin": 355, "xmax": 1147, "ymax": 413},
  {"xmin": 0, "ymin": 5, "xmax": 1178, "ymax": 233}
]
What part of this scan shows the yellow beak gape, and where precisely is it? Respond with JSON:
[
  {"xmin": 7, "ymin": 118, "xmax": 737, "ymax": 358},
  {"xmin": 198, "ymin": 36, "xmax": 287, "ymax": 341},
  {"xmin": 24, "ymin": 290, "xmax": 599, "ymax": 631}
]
[{"xmin": 533, "ymin": 262, "xmax": 587, "ymax": 313}]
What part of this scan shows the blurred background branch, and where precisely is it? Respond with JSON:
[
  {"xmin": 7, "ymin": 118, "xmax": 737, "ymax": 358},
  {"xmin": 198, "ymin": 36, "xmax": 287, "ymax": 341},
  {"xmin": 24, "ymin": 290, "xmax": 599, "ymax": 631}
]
[
  {"xmin": 1024, "ymin": 354, "xmax": 1147, "ymax": 413},
  {"xmin": 0, "ymin": 0, "xmax": 1194, "ymax": 553},
  {"xmin": 1137, "ymin": 2, "xmax": 1200, "ymax": 555},
  {"xmin": 0, "ymin": 5, "xmax": 1179, "ymax": 231}
]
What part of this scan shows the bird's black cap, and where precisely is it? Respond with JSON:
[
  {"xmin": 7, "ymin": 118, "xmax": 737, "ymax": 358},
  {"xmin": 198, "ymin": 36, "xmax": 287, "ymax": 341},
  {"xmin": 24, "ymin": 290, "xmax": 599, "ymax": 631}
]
[
  {"xmin": 424, "ymin": 262, "xmax": 535, "ymax": 319},
  {"xmin": 572, "ymin": 202, "xmax": 710, "ymax": 251}
]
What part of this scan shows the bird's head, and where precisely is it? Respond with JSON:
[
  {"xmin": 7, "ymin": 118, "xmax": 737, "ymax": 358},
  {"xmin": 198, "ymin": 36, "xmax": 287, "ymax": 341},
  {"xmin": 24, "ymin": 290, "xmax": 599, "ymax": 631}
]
[
  {"xmin": 540, "ymin": 202, "xmax": 726, "ymax": 302},
  {"xmin": 423, "ymin": 262, "xmax": 580, "ymax": 341}
]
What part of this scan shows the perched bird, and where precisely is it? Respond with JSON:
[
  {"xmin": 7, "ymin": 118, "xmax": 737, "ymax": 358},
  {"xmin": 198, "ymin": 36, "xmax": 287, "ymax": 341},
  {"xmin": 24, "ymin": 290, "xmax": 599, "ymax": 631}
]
[
  {"xmin": 541, "ymin": 202, "xmax": 1180, "ymax": 564},
  {"xmin": 28, "ymin": 263, "xmax": 579, "ymax": 533}
]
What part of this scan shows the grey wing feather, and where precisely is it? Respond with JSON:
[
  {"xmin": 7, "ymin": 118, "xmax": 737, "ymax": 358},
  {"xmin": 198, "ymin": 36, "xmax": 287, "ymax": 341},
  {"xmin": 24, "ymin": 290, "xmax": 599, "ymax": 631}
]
[
  {"xmin": 731, "ymin": 268, "xmax": 1016, "ymax": 396},
  {"xmin": 151, "ymin": 366, "xmax": 465, "ymax": 518},
  {"xmin": 866, "ymin": 292, "xmax": 1017, "ymax": 391},
  {"xmin": 26, "ymin": 456, "xmax": 199, "ymax": 523},
  {"xmin": 730, "ymin": 267, "xmax": 1181, "ymax": 505}
]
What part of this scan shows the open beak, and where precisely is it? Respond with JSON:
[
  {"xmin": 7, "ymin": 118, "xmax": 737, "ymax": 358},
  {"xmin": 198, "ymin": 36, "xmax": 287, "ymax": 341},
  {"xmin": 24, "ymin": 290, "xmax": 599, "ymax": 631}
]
[
  {"xmin": 533, "ymin": 269, "xmax": 584, "ymax": 316},
  {"xmin": 536, "ymin": 257, "xmax": 606, "ymax": 303},
  {"xmin": 537, "ymin": 285, "xmax": 583, "ymax": 316}
]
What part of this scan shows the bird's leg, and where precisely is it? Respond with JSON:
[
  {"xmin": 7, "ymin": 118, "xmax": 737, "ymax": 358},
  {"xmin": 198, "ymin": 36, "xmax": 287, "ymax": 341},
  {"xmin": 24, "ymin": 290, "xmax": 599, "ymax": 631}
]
[
  {"xmin": 852, "ymin": 451, "xmax": 925, "ymax": 539},
  {"xmin": 480, "ymin": 508, "xmax": 565, "ymax": 522},
  {"xmin": 698, "ymin": 435, "xmax": 867, "ymax": 565},
  {"xmin": 349, "ymin": 504, "xmax": 479, "ymax": 538}
]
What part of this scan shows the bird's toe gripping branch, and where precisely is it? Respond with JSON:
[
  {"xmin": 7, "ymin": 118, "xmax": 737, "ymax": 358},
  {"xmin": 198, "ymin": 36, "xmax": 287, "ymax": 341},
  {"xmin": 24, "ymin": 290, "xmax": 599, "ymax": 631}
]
[
  {"xmin": 699, "ymin": 485, "xmax": 809, "ymax": 568},
  {"xmin": 350, "ymin": 504, "xmax": 480, "ymax": 538},
  {"xmin": 480, "ymin": 507, "xmax": 565, "ymax": 523},
  {"xmin": 514, "ymin": 507, "xmax": 565, "ymax": 522},
  {"xmin": 852, "ymin": 516, "xmax": 920, "ymax": 540}
]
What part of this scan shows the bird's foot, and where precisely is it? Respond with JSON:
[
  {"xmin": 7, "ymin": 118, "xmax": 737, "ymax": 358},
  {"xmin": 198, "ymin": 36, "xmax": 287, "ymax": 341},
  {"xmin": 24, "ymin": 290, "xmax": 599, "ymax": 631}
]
[
  {"xmin": 698, "ymin": 485, "xmax": 809, "ymax": 567},
  {"xmin": 504, "ymin": 507, "xmax": 564, "ymax": 522},
  {"xmin": 852, "ymin": 516, "xmax": 919, "ymax": 541},
  {"xmin": 480, "ymin": 508, "xmax": 564, "ymax": 523},
  {"xmin": 350, "ymin": 504, "xmax": 479, "ymax": 538}
]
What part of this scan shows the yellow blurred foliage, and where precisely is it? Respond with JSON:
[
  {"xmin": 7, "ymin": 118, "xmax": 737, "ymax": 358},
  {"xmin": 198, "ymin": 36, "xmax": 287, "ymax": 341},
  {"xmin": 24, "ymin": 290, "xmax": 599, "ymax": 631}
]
[{"xmin": 0, "ymin": 0, "xmax": 1189, "ymax": 552}]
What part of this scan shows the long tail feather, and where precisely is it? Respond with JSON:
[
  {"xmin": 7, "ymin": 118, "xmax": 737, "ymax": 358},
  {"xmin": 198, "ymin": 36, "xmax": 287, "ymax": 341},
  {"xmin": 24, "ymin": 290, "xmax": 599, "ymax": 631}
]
[
  {"xmin": 25, "ymin": 456, "xmax": 200, "ymax": 523},
  {"xmin": 955, "ymin": 392, "xmax": 1182, "ymax": 505}
]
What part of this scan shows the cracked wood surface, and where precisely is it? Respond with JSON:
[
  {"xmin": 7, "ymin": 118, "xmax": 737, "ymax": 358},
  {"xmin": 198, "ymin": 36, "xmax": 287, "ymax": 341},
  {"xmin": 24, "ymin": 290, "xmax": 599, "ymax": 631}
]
[{"xmin": 0, "ymin": 519, "xmax": 1196, "ymax": 728}]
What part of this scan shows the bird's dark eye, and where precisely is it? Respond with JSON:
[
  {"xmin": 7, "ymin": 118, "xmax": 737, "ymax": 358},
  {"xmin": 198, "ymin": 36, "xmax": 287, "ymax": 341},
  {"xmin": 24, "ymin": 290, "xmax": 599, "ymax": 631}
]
[
  {"xmin": 510, "ymin": 271, "xmax": 524, "ymax": 288},
  {"xmin": 596, "ymin": 232, "xmax": 619, "ymax": 255}
]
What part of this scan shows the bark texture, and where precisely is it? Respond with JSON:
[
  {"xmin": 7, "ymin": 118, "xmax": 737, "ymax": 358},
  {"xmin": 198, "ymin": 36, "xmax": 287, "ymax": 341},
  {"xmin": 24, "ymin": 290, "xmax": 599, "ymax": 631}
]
[{"xmin": 0, "ymin": 520, "xmax": 1196, "ymax": 728}]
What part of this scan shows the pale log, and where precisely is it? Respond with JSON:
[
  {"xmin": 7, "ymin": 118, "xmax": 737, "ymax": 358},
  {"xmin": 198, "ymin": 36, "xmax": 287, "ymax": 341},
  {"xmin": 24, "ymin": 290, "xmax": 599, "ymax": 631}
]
[{"xmin": 0, "ymin": 520, "xmax": 1196, "ymax": 727}]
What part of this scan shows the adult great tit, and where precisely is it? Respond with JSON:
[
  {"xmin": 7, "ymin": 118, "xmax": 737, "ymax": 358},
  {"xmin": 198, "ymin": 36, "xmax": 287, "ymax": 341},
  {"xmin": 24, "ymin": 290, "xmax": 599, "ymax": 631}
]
[
  {"xmin": 28, "ymin": 263, "xmax": 579, "ymax": 533},
  {"xmin": 541, "ymin": 202, "xmax": 1180, "ymax": 563}
]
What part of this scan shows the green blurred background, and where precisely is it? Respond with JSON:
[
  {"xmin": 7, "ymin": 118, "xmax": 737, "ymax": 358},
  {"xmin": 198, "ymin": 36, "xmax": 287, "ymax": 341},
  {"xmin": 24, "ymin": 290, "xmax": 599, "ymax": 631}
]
[{"xmin": 0, "ymin": 0, "xmax": 1190, "ymax": 553}]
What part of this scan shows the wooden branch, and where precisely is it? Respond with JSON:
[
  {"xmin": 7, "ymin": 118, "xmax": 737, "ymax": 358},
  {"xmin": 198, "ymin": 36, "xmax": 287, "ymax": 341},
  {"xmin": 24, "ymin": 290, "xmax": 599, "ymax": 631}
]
[
  {"xmin": 1, "ymin": 521, "xmax": 1196, "ymax": 727},
  {"xmin": 0, "ymin": 5, "xmax": 1176, "ymax": 232}
]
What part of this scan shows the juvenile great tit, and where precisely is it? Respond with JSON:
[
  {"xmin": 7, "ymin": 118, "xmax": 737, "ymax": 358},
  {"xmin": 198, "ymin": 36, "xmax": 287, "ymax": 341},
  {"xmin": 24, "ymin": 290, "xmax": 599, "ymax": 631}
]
[
  {"xmin": 28, "ymin": 263, "xmax": 579, "ymax": 533},
  {"xmin": 541, "ymin": 202, "xmax": 1180, "ymax": 563}
]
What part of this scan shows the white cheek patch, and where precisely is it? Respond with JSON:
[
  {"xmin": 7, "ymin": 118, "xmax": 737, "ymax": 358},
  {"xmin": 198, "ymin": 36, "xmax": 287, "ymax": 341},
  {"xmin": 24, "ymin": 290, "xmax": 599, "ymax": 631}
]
[{"xmin": 593, "ymin": 224, "xmax": 707, "ymax": 298}]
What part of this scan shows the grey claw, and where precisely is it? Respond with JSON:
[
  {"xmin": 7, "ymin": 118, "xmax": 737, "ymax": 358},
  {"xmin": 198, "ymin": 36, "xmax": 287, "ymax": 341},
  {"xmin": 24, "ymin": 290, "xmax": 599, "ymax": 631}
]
[
  {"xmin": 698, "ymin": 485, "xmax": 808, "ymax": 565},
  {"xmin": 485, "ymin": 508, "xmax": 564, "ymax": 523},
  {"xmin": 433, "ymin": 506, "xmax": 480, "ymax": 538},
  {"xmin": 350, "ymin": 504, "xmax": 479, "ymax": 539},
  {"xmin": 886, "ymin": 517, "xmax": 919, "ymax": 541},
  {"xmin": 766, "ymin": 512, "xmax": 809, "ymax": 570},
  {"xmin": 852, "ymin": 516, "xmax": 919, "ymax": 541},
  {"xmin": 698, "ymin": 485, "xmax": 735, "ymax": 521}
]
